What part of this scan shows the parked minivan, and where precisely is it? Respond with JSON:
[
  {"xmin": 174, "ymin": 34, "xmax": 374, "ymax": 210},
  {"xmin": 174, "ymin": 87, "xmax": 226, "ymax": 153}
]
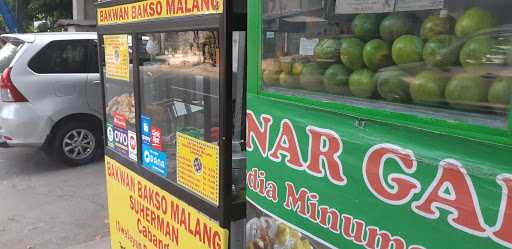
[{"xmin": 0, "ymin": 32, "xmax": 103, "ymax": 165}]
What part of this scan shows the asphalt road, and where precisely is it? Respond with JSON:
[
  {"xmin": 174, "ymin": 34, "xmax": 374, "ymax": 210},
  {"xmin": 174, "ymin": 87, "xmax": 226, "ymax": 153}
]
[{"xmin": 0, "ymin": 147, "xmax": 109, "ymax": 249}]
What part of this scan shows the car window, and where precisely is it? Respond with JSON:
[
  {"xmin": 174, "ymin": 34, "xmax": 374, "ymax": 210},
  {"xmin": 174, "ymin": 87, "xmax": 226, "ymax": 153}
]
[
  {"xmin": 88, "ymin": 41, "xmax": 99, "ymax": 74},
  {"xmin": 29, "ymin": 40, "xmax": 90, "ymax": 74},
  {"xmin": 0, "ymin": 42, "xmax": 23, "ymax": 72}
]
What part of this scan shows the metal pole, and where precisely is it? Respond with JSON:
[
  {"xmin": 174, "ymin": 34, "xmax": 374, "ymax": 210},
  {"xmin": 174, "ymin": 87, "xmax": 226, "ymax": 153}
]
[{"xmin": 15, "ymin": 0, "xmax": 23, "ymax": 32}]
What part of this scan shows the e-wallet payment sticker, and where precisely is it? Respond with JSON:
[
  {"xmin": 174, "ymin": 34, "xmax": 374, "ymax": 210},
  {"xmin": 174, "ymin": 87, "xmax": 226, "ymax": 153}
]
[
  {"xmin": 106, "ymin": 123, "xmax": 115, "ymax": 149},
  {"xmin": 142, "ymin": 144, "xmax": 168, "ymax": 177},
  {"xmin": 114, "ymin": 127, "xmax": 129, "ymax": 157},
  {"xmin": 141, "ymin": 115, "xmax": 152, "ymax": 145},
  {"xmin": 151, "ymin": 126, "xmax": 162, "ymax": 151},
  {"xmin": 128, "ymin": 130, "xmax": 137, "ymax": 162}
]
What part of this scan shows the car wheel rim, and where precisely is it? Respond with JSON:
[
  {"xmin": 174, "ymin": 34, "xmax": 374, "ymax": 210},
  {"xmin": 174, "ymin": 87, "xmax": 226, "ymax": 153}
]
[{"xmin": 62, "ymin": 129, "xmax": 96, "ymax": 160}]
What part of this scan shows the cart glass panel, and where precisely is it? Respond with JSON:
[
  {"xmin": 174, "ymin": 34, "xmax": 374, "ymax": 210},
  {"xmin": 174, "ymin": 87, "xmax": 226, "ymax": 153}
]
[
  {"xmin": 137, "ymin": 31, "xmax": 221, "ymax": 205},
  {"xmin": 261, "ymin": 0, "xmax": 512, "ymax": 128},
  {"xmin": 102, "ymin": 34, "xmax": 137, "ymax": 162}
]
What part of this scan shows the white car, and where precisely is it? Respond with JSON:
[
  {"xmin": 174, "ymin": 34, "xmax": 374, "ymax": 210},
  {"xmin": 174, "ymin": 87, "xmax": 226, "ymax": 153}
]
[{"xmin": 0, "ymin": 32, "xmax": 102, "ymax": 165}]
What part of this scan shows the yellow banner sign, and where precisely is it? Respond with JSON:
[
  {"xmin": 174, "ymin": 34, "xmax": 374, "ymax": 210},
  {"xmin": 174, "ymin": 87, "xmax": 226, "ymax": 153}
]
[
  {"xmin": 105, "ymin": 157, "xmax": 228, "ymax": 249},
  {"xmin": 98, "ymin": 0, "xmax": 224, "ymax": 25},
  {"xmin": 104, "ymin": 35, "xmax": 130, "ymax": 81},
  {"xmin": 176, "ymin": 133, "xmax": 219, "ymax": 206}
]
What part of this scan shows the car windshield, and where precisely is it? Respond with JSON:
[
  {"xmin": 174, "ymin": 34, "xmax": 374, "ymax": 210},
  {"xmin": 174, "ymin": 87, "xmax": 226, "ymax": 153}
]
[{"xmin": 0, "ymin": 41, "xmax": 22, "ymax": 72}]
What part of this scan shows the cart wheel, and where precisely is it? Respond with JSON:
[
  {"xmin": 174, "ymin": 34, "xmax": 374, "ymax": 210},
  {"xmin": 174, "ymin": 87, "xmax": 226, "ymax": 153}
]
[{"xmin": 50, "ymin": 121, "xmax": 103, "ymax": 166}]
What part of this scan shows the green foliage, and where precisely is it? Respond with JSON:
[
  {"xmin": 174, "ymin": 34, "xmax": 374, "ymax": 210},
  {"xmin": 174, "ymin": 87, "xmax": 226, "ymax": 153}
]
[
  {"xmin": 4, "ymin": 0, "xmax": 71, "ymax": 32},
  {"xmin": 29, "ymin": 0, "xmax": 72, "ymax": 21}
]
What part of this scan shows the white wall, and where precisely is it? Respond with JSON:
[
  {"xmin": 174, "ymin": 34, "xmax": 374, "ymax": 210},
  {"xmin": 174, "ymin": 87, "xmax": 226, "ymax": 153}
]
[{"xmin": 73, "ymin": 0, "xmax": 96, "ymax": 22}]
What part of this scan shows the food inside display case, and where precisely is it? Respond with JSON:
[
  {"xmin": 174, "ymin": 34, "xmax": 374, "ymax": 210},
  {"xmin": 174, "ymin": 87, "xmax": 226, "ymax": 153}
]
[
  {"xmin": 246, "ymin": 203, "xmax": 327, "ymax": 249},
  {"xmin": 262, "ymin": 0, "xmax": 512, "ymax": 128},
  {"xmin": 139, "ymin": 31, "xmax": 220, "ymax": 182},
  {"xmin": 106, "ymin": 93, "xmax": 135, "ymax": 124},
  {"xmin": 102, "ymin": 34, "xmax": 139, "ymax": 162},
  {"xmin": 137, "ymin": 30, "xmax": 247, "ymax": 203}
]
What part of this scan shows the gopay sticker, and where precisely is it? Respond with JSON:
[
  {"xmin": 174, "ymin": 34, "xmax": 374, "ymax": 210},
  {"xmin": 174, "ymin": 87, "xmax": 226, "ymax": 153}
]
[
  {"xmin": 106, "ymin": 123, "xmax": 115, "ymax": 149},
  {"xmin": 141, "ymin": 115, "xmax": 152, "ymax": 145}
]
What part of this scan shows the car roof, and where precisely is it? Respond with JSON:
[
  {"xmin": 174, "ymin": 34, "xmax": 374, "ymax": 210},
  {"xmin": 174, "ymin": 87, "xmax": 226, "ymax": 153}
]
[{"xmin": 1, "ymin": 32, "xmax": 97, "ymax": 43}]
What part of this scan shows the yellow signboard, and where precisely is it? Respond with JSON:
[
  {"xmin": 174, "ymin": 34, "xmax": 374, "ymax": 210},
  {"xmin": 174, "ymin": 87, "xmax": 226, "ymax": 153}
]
[
  {"xmin": 98, "ymin": 0, "xmax": 224, "ymax": 26},
  {"xmin": 176, "ymin": 133, "xmax": 219, "ymax": 206},
  {"xmin": 104, "ymin": 35, "xmax": 130, "ymax": 81},
  {"xmin": 105, "ymin": 157, "xmax": 229, "ymax": 249}
]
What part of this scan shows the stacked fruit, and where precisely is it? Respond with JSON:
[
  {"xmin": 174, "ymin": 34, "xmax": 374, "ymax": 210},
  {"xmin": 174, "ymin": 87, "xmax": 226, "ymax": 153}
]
[{"xmin": 262, "ymin": 7, "xmax": 512, "ymax": 111}]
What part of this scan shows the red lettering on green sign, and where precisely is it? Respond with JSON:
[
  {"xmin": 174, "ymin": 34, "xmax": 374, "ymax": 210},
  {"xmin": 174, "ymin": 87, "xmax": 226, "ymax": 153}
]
[
  {"xmin": 363, "ymin": 144, "xmax": 421, "ymax": 205},
  {"xmin": 246, "ymin": 111, "xmax": 272, "ymax": 157},
  {"xmin": 305, "ymin": 126, "xmax": 346, "ymax": 185},
  {"xmin": 284, "ymin": 181, "xmax": 340, "ymax": 233},
  {"xmin": 247, "ymin": 112, "xmax": 346, "ymax": 186},
  {"xmin": 247, "ymin": 168, "xmax": 278, "ymax": 203},
  {"xmin": 412, "ymin": 160, "xmax": 488, "ymax": 236},
  {"xmin": 490, "ymin": 174, "xmax": 512, "ymax": 248},
  {"xmin": 247, "ymin": 110, "xmax": 512, "ymax": 248},
  {"xmin": 269, "ymin": 119, "xmax": 304, "ymax": 169}
]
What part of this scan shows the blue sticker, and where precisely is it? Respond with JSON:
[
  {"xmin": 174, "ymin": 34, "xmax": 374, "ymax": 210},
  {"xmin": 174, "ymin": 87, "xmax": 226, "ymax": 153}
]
[
  {"xmin": 141, "ymin": 115, "xmax": 152, "ymax": 145},
  {"xmin": 142, "ymin": 144, "xmax": 168, "ymax": 177},
  {"xmin": 114, "ymin": 127, "xmax": 129, "ymax": 157}
]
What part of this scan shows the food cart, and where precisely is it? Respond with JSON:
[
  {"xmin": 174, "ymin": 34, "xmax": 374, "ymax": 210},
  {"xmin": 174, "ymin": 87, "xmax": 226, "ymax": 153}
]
[
  {"xmin": 98, "ymin": 0, "xmax": 512, "ymax": 248},
  {"xmin": 96, "ymin": 0, "xmax": 247, "ymax": 248},
  {"xmin": 244, "ymin": 0, "xmax": 512, "ymax": 249}
]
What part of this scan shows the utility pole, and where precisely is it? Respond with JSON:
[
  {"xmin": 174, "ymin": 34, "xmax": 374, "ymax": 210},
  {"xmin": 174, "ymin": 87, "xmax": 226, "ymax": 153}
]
[{"xmin": 15, "ymin": 0, "xmax": 24, "ymax": 32}]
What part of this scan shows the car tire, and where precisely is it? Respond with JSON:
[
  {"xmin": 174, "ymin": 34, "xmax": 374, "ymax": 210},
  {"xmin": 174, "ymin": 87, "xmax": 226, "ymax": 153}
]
[{"xmin": 49, "ymin": 121, "xmax": 103, "ymax": 166}]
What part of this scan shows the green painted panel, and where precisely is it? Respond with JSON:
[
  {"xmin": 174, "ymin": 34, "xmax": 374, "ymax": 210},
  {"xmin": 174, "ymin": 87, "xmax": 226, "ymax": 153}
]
[
  {"xmin": 246, "ymin": 95, "xmax": 512, "ymax": 249},
  {"xmin": 245, "ymin": 0, "xmax": 512, "ymax": 147}
]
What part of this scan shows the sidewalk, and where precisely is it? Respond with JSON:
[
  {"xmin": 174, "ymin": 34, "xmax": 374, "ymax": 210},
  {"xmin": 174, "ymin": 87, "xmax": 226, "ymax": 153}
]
[{"xmin": 65, "ymin": 237, "xmax": 110, "ymax": 249}]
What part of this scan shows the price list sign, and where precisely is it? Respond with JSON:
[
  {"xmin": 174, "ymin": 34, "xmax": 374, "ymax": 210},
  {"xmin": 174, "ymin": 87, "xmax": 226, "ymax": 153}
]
[
  {"xmin": 176, "ymin": 132, "xmax": 220, "ymax": 206},
  {"xmin": 104, "ymin": 35, "xmax": 129, "ymax": 81}
]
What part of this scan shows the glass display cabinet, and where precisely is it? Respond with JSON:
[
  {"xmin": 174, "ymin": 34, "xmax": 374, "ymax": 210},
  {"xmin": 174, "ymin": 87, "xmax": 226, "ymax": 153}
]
[{"xmin": 97, "ymin": 0, "xmax": 247, "ymax": 248}]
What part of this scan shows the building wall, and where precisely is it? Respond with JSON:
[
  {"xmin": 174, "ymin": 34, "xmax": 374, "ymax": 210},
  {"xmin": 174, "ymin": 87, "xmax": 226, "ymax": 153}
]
[
  {"xmin": 70, "ymin": 0, "xmax": 96, "ymax": 31},
  {"xmin": 84, "ymin": 0, "xmax": 97, "ymax": 21},
  {"xmin": 73, "ymin": 0, "xmax": 96, "ymax": 22}
]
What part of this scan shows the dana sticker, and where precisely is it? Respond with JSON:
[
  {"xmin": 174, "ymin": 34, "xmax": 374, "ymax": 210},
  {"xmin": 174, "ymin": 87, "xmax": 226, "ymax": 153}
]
[
  {"xmin": 141, "ymin": 115, "xmax": 152, "ymax": 145},
  {"xmin": 128, "ymin": 130, "xmax": 137, "ymax": 162},
  {"xmin": 151, "ymin": 126, "xmax": 162, "ymax": 151},
  {"xmin": 142, "ymin": 144, "xmax": 168, "ymax": 177},
  {"xmin": 106, "ymin": 123, "xmax": 115, "ymax": 149},
  {"xmin": 114, "ymin": 127, "xmax": 129, "ymax": 157}
]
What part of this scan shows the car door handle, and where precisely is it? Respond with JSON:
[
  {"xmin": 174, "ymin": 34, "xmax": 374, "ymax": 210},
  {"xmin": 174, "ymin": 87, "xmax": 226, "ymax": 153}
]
[{"xmin": 92, "ymin": 80, "xmax": 101, "ymax": 85}]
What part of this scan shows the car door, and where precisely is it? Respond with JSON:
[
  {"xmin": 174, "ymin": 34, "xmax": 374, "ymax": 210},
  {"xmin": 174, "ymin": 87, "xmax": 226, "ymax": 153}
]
[
  {"xmin": 86, "ymin": 40, "xmax": 102, "ymax": 115},
  {"xmin": 23, "ymin": 39, "xmax": 91, "ymax": 119}
]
